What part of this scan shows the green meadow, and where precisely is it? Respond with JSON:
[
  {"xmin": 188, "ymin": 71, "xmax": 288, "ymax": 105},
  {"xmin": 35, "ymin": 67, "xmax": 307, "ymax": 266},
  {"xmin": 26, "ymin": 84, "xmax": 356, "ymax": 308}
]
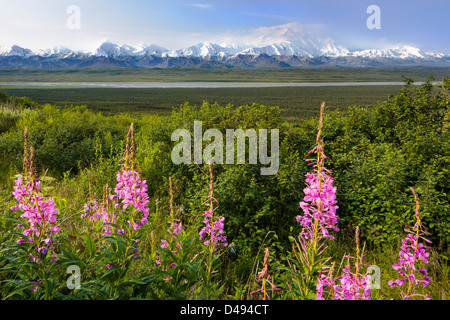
[
  {"xmin": 3, "ymin": 85, "xmax": 402, "ymax": 121},
  {"xmin": 0, "ymin": 66, "xmax": 449, "ymax": 82}
]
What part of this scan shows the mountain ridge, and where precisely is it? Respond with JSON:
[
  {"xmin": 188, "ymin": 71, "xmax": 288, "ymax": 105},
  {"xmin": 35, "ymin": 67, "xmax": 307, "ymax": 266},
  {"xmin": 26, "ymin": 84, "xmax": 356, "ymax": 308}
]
[{"xmin": 0, "ymin": 39, "xmax": 448, "ymax": 69}]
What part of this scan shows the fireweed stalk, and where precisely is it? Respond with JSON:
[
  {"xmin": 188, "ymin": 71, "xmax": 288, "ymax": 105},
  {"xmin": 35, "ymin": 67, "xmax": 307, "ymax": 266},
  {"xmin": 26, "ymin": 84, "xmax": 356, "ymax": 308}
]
[
  {"xmin": 199, "ymin": 164, "xmax": 227, "ymax": 251},
  {"xmin": 82, "ymin": 182, "xmax": 116, "ymax": 238},
  {"xmin": 155, "ymin": 177, "xmax": 183, "ymax": 274},
  {"xmin": 291, "ymin": 102, "xmax": 339, "ymax": 298},
  {"xmin": 251, "ymin": 248, "xmax": 281, "ymax": 300},
  {"xmin": 388, "ymin": 187, "xmax": 432, "ymax": 300},
  {"xmin": 296, "ymin": 102, "xmax": 339, "ymax": 243},
  {"xmin": 11, "ymin": 127, "xmax": 60, "ymax": 264},
  {"xmin": 81, "ymin": 170, "xmax": 99, "ymax": 221},
  {"xmin": 316, "ymin": 227, "xmax": 372, "ymax": 300},
  {"xmin": 110, "ymin": 123, "xmax": 150, "ymax": 239},
  {"xmin": 199, "ymin": 164, "xmax": 227, "ymax": 298},
  {"xmin": 10, "ymin": 128, "xmax": 60, "ymax": 297}
]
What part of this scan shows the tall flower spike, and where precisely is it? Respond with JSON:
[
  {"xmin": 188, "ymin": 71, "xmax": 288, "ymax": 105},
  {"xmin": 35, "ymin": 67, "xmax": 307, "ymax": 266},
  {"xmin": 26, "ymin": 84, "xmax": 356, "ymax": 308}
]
[
  {"xmin": 335, "ymin": 226, "xmax": 371, "ymax": 300},
  {"xmin": 155, "ymin": 177, "xmax": 183, "ymax": 268},
  {"xmin": 199, "ymin": 164, "xmax": 227, "ymax": 251},
  {"xmin": 388, "ymin": 187, "xmax": 432, "ymax": 300},
  {"xmin": 296, "ymin": 102, "xmax": 339, "ymax": 241},
  {"xmin": 22, "ymin": 126, "xmax": 29, "ymax": 175},
  {"xmin": 167, "ymin": 177, "xmax": 183, "ymax": 238},
  {"xmin": 110, "ymin": 122, "xmax": 150, "ymax": 232},
  {"xmin": 101, "ymin": 184, "xmax": 116, "ymax": 236},
  {"xmin": 12, "ymin": 128, "xmax": 60, "ymax": 263},
  {"xmin": 251, "ymin": 248, "xmax": 281, "ymax": 300},
  {"xmin": 81, "ymin": 170, "xmax": 99, "ymax": 220},
  {"xmin": 316, "ymin": 227, "xmax": 371, "ymax": 300}
]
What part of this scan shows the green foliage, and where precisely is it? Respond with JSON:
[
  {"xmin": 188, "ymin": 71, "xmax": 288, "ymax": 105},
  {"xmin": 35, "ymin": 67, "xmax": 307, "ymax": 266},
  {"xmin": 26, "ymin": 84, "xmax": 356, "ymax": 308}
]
[
  {"xmin": 0, "ymin": 104, "xmax": 133, "ymax": 180},
  {"xmin": 0, "ymin": 76, "xmax": 449, "ymax": 300},
  {"xmin": 0, "ymin": 86, "xmax": 8, "ymax": 104},
  {"xmin": 326, "ymin": 77, "xmax": 450, "ymax": 246}
]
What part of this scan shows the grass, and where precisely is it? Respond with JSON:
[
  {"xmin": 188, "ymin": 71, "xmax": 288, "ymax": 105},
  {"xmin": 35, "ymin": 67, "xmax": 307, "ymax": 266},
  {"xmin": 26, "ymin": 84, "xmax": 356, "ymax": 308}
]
[
  {"xmin": 0, "ymin": 67, "xmax": 449, "ymax": 83},
  {"xmin": 2, "ymin": 85, "xmax": 402, "ymax": 121}
]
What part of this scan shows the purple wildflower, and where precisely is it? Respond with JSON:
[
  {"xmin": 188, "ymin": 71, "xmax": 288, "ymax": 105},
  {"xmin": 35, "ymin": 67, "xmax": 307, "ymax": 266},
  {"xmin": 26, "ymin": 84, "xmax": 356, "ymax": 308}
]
[
  {"xmin": 250, "ymin": 248, "xmax": 281, "ymax": 300},
  {"xmin": 11, "ymin": 128, "xmax": 60, "ymax": 261},
  {"xmin": 388, "ymin": 187, "xmax": 432, "ymax": 300},
  {"xmin": 296, "ymin": 102, "xmax": 339, "ymax": 241},
  {"xmin": 82, "ymin": 182, "xmax": 116, "ymax": 237},
  {"xmin": 110, "ymin": 123, "xmax": 150, "ymax": 232},
  {"xmin": 316, "ymin": 227, "xmax": 371, "ymax": 300},
  {"xmin": 199, "ymin": 164, "xmax": 227, "ymax": 251}
]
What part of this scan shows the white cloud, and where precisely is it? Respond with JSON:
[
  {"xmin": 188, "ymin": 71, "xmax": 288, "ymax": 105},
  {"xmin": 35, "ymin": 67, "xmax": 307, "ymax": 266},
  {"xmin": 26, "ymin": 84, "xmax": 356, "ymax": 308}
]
[{"xmin": 215, "ymin": 22, "xmax": 329, "ymax": 47}]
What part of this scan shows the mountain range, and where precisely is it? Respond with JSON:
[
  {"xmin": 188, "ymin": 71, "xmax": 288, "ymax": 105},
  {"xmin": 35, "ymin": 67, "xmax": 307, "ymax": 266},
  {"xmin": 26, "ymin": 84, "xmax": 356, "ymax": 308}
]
[{"xmin": 1, "ymin": 26, "xmax": 448, "ymax": 69}]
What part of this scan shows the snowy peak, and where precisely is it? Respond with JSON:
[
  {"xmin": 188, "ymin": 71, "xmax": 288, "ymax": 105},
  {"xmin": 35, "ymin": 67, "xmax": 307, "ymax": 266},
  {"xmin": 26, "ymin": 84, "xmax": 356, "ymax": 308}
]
[
  {"xmin": 349, "ymin": 45, "xmax": 436, "ymax": 59},
  {"xmin": 237, "ymin": 22, "xmax": 349, "ymax": 57},
  {"xmin": 237, "ymin": 41, "xmax": 349, "ymax": 58},
  {"xmin": 0, "ymin": 32, "xmax": 448, "ymax": 69},
  {"xmin": 162, "ymin": 42, "xmax": 241, "ymax": 58},
  {"xmin": 35, "ymin": 46, "xmax": 74, "ymax": 57},
  {"xmin": 95, "ymin": 42, "xmax": 127, "ymax": 58},
  {"xmin": 0, "ymin": 42, "xmax": 445, "ymax": 61},
  {"xmin": 0, "ymin": 45, "xmax": 34, "ymax": 57},
  {"xmin": 141, "ymin": 44, "xmax": 169, "ymax": 55},
  {"xmin": 246, "ymin": 23, "xmax": 309, "ymax": 47},
  {"xmin": 95, "ymin": 41, "xmax": 168, "ymax": 58},
  {"xmin": 0, "ymin": 21, "xmax": 446, "ymax": 63}
]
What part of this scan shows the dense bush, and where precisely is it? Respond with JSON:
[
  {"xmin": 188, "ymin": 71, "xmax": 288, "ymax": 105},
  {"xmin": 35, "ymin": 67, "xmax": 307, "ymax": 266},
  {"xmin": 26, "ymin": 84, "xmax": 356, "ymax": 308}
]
[{"xmin": 323, "ymin": 77, "xmax": 449, "ymax": 246}]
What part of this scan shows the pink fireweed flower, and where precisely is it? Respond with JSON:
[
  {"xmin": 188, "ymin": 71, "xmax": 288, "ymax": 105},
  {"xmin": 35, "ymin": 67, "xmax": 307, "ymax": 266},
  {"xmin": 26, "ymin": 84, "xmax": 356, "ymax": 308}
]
[
  {"xmin": 97, "ymin": 201, "xmax": 117, "ymax": 237},
  {"xmin": 316, "ymin": 264, "xmax": 336, "ymax": 300},
  {"xmin": 316, "ymin": 227, "xmax": 371, "ymax": 300},
  {"xmin": 250, "ymin": 248, "xmax": 281, "ymax": 300},
  {"xmin": 296, "ymin": 102, "xmax": 339, "ymax": 241},
  {"xmin": 296, "ymin": 172, "xmax": 339, "ymax": 239},
  {"xmin": 110, "ymin": 123, "xmax": 150, "ymax": 232},
  {"xmin": 112, "ymin": 167, "xmax": 150, "ymax": 230},
  {"xmin": 82, "ymin": 183, "xmax": 116, "ymax": 237},
  {"xmin": 11, "ymin": 129, "xmax": 60, "ymax": 262},
  {"xmin": 388, "ymin": 187, "xmax": 432, "ymax": 300},
  {"xmin": 168, "ymin": 220, "xmax": 182, "ymax": 236},
  {"xmin": 199, "ymin": 211, "xmax": 227, "ymax": 249},
  {"xmin": 160, "ymin": 239, "xmax": 169, "ymax": 249},
  {"xmin": 331, "ymin": 265, "xmax": 371, "ymax": 300},
  {"xmin": 199, "ymin": 164, "xmax": 227, "ymax": 251}
]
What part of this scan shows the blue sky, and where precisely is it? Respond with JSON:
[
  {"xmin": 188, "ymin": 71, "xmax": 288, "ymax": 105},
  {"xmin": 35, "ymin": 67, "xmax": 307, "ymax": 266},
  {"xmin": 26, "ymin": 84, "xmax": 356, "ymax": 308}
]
[{"xmin": 0, "ymin": 0, "xmax": 449, "ymax": 53}]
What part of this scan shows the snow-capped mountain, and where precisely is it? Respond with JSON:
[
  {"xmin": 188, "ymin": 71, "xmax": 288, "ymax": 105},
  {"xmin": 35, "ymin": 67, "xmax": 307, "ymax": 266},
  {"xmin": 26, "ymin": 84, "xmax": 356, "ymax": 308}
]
[
  {"xmin": 162, "ymin": 42, "xmax": 241, "ymax": 58},
  {"xmin": 95, "ymin": 42, "xmax": 168, "ymax": 58},
  {"xmin": 34, "ymin": 46, "xmax": 77, "ymax": 58},
  {"xmin": 234, "ymin": 23, "xmax": 350, "ymax": 58},
  {"xmin": 1, "ymin": 42, "xmax": 440, "ymax": 61},
  {"xmin": 0, "ymin": 32, "xmax": 448, "ymax": 69},
  {"xmin": 0, "ymin": 45, "xmax": 34, "ymax": 58},
  {"xmin": 235, "ymin": 40, "xmax": 349, "ymax": 58},
  {"xmin": 349, "ymin": 45, "xmax": 444, "ymax": 60}
]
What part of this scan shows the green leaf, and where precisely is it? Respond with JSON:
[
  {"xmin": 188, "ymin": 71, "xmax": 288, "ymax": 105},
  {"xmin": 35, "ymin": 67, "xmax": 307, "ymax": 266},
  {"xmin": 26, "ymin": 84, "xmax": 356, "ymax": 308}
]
[{"xmin": 84, "ymin": 234, "xmax": 96, "ymax": 258}]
